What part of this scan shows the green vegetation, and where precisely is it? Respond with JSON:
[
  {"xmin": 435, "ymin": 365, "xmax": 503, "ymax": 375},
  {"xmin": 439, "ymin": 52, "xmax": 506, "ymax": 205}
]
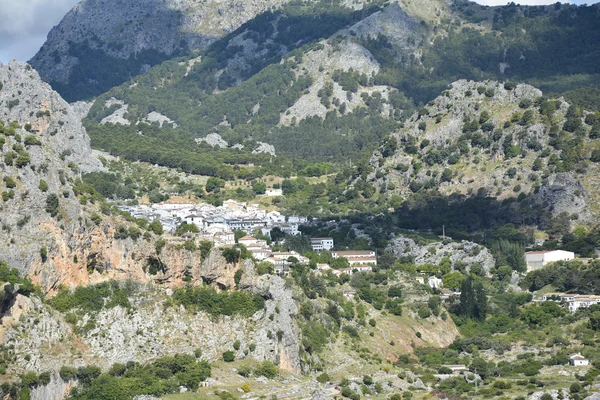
[
  {"xmin": 172, "ymin": 285, "xmax": 265, "ymax": 317},
  {"xmin": 68, "ymin": 354, "xmax": 210, "ymax": 399},
  {"xmin": 0, "ymin": 260, "xmax": 40, "ymax": 298},
  {"xmin": 49, "ymin": 280, "xmax": 134, "ymax": 313}
]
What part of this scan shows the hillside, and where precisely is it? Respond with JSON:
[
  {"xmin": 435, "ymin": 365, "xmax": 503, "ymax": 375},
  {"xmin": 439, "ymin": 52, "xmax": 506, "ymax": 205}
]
[
  {"xmin": 71, "ymin": 0, "xmax": 600, "ymax": 187},
  {"xmin": 367, "ymin": 79, "xmax": 600, "ymax": 224},
  {"xmin": 29, "ymin": 0, "xmax": 374, "ymax": 101}
]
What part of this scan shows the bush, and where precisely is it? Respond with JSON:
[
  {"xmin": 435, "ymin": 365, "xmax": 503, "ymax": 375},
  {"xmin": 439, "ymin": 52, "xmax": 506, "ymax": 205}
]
[
  {"xmin": 172, "ymin": 285, "xmax": 265, "ymax": 317},
  {"xmin": 222, "ymin": 351, "xmax": 235, "ymax": 362},
  {"xmin": 233, "ymin": 340, "xmax": 241, "ymax": 351},
  {"xmin": 39, "ymin": 180, "xmax": 49, "ymax": 192},
  {"xmin": 254, "ymin": 361, "xmax": 278, "ymax": 379},
  {"xmin": 317, "ymin": 372, "xmax": 330, "ymax": 383},
  {"xmin": 418, "ymin": 306, "xmax": 431, "ymax": 319},
  {"xmin": 45, "ymin": 193, "xmax": 60, "ymax": 217}
]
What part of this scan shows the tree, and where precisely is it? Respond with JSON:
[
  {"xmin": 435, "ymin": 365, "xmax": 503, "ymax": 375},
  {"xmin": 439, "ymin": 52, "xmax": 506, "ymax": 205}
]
[
  {"xmin": 45, "ymin": 193, "xmax": 60, "ymax": 217},
  {"xmin": 588, "ymin": 310, "xmax": 600, "ymax": 331},
  {"xmin": 459, "ymin": 276, "xmax": 487, "ymax": 321},
  {"xmin": 222, "ymin": 351, "xmax": 235, "ymax": 362},
  {"xmin": 491, "ymin": 240, "xmax": 526, "ymax": 272},
  {"xmin": 442, "ymin": 271, "xmax": 464, "ymax": 291},
  {"xmin": 252, "ymin": 181, "xmax": 267, "ymax": 194},
  {"xmin": 149, "ymin": 220, "xmax": 164, "ymax": 235}
]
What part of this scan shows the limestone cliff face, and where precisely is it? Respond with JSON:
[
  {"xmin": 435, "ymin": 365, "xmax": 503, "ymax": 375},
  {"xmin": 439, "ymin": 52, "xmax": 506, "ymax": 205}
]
[
  {"xmin": 0, "ymin": 62, "xmax": 206, "ymax": 293},
  {"xmin": 29, "ymin": 0, "xmax": 369, "ymax": 99},
  {"xmin": 0, "ymin": 62, "xmax": 101, "ymax": 288},
  {"xmin": 1, "ymin": 257, "xmax": 301, "ymax": 377}
]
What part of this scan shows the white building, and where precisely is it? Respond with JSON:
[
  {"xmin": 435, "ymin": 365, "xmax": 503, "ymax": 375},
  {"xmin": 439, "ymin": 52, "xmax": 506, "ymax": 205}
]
[
  {"xmin": 541, "ymin": 293, "xmax": 600, "ymax": 313},
  {"xmin": 569, "ymin": 354, "xmax": 589, "ymax": 366},
  {"xmin": 311, "ymin": 237, "xmax": 334, "ymax": 252},
  {"xmin": 331, "ymin": 250, "xmax": 376, "ymax": 259},
  {"xmin": 525, "ymin": 250, "xmax": 575, "ymax": 271},
  {"xmin": 428, "ymin": 276, "xmax": 443, "ymax": 289},
  {"xmin": 265, "ymin": 188, "xmax": 283, "ymax": 197}
]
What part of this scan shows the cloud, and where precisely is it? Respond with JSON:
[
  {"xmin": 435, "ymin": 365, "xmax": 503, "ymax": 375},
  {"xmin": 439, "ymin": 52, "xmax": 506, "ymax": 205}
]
[{"xmin": 0, "ymin": 0, "xmax": 79, "ymax": 63}]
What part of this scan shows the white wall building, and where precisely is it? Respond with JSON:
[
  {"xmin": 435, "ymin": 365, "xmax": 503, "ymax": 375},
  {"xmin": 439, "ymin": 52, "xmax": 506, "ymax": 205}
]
[
  {"xmin": 311, "ymin": 237, "xmax": 334, "ymax": 252},
  {"xmin": 265, "ymin": 188, "xmax": 283, "ymax": 197},
  {"xmin": 525, "ymin": 250, "xmax": 575, "ymax": 271},
  {"xmin": 569, "ymin": 354, "xmax": 589, "ymax": 366},
  {"xmin": 428, "ymin": 276, "xmax": 443, "ymax": 289}
]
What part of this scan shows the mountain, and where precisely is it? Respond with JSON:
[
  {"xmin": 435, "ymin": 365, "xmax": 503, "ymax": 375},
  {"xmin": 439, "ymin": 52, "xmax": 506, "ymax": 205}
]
[
  {"xmin": 365, "ymin": 79, "xmax": 600, "ymax": 237},
  {"xmin": 29, "ymin": 0, "xmax": 376, "ymax": 102},
  {"xmin": 0, "ymin": 62, "xmax": 214, "ymax": 293}
]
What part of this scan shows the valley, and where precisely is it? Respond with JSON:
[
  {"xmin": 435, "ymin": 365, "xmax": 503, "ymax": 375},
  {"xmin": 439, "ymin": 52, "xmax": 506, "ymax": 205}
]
[{"xmin": 1, "ymin": 0, "xmax": 600, "ymax": 399}]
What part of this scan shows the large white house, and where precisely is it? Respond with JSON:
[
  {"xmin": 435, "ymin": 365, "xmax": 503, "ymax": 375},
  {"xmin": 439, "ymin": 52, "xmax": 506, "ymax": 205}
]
[
  {"xmin": 311, "ymin": 237, "xmax": 334, "ymax": 252},
  {"xmin": 332, "ymin": 250, "xmax": 377, "ymax": 266},
  {"xmin": 525, "ymin": 250, "xmax": 575, "ymax": 271}
]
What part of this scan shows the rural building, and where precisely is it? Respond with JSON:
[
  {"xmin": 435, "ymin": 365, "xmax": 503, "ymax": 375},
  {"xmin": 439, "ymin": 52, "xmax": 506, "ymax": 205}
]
[
  {"xmin": 525, "ymin": 250, "xmax": 574, "ymax": 271},
  {"xmin": 311, "ymin": 237, "xmax": 334, "ymax": 252},
  {"xmin": 569, "ymin": 354, "xmax": 589, "ymax": 366}
]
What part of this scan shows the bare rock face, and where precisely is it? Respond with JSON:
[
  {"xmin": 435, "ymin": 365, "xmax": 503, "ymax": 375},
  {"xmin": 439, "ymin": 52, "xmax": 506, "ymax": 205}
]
[
  {"xmin": 30, "ymin": 373, "xmax": 77, "ymax": 400},
  {"xmin": 2, "ymin": 258, "xmax": 302, "ymax": 377},
  {"xmin": 386, "ymin": 236, "xmax": 495, "ymax": 275},
  {"xmin": 0, "ymin": 62, "xmax": 103, "ymax": 173},
  {"xmin": 0, "ymin": 62, "xmax": 201, "ymax": 292},
  {"xmin": 30, "ymin": 0, "xmax": 372, "ymax": 98}
]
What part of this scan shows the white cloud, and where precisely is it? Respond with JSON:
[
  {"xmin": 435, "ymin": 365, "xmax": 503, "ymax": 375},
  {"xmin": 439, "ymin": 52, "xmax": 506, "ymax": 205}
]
[{"xmin": 0, "ymin": 0, "xmax": 79, "ymax": 63}]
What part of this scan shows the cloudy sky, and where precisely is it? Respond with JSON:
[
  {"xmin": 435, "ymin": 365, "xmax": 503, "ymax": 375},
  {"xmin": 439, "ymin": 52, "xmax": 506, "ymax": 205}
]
[{"xmin": 0, "ymin": 0, "xmax": 598, "ymax": 64}]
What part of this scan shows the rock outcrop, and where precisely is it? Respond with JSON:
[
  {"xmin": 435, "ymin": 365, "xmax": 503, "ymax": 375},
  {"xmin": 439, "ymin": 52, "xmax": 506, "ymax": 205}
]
[
  {"xmin": 0, "ymin": 62, "xmax": 202, "ymax": 292},
  {"xmin": 29, "ymin": 0, "xmax": 371, "ymax": 99},
  {"xmin": 1, "ymin": 257, "xmax": 301, "ymax": 377},
  {"xmin": 386, "ymin": 235, "xmax": 495, "ymax": 275}
]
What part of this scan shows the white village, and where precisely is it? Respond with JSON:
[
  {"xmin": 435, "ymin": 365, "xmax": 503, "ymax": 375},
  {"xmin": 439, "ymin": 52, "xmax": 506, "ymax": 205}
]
[{"xmin": 119, "ymin": 199, "xmax": 377, "ymax": 275}]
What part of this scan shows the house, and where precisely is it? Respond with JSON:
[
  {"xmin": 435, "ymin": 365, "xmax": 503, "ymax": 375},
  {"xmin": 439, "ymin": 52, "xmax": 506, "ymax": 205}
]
[
  {"xmin": 311, "ymin": 237, "xmax": 334, "ymax": 252},
  {"xmin": 569, "ymin": 354, "xmax": 589, "ymax": 366},
  {"xmin": 525, "ymin": 250, "xmax": 575, "ymax": 271},
  {"xmin": 316, "ymin": 264, "xmax": 331, "ymax": 271},
  {"xmin": 184, "ymin": 214, "xmax": 204, "ymax": 228},
  {"xmin": 265, "ymin": 188, "xmax": 283, "ymax": 197},
  {"xmin": 238, "ymin": 235, "xmax": 259, "ymax": 246},
  {"xmin": 248, "ymin": 247, "xmax": 271, "ymax": 260},
  {"xmin": 541, "ymin": 293, "xmax": 600, "ymax": 313},
  {"xmin": 214, "ymin": 231, "xmax": 235, "ymax": 245},
  {"xmin": 331, "ymin": 250, "xmax": 376, "ymax": 259},
  {"xmin": 347, "ymin": 257, "xmax": 377, "ymax": 266},
  {"xmin": 428, "ymin": 276, "xmax": 443, "ymax": 289},
  {"xmin": 353, "ymin": 265, "xmax": 373, "ymax": 273},
  {"xmin": 277, "ymin": 223, "xmax": 300, "ymax": 236},
  {"xmin": 271, "ymin": 251, "xmax": 308, "ymax": 265}
]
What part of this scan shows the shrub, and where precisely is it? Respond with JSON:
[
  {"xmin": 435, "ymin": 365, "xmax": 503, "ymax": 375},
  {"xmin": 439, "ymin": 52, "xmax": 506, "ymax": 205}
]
[
  {"xmin": 39, "ymin": 179, "xmax": 49, "ymax": 192},
  {"xmin": 222, "ymin": 351, "xmax": 235, "ymax": 362},
  {"xmin": 254, "ymin": 361, "xmax": 278, "ymax": 379},
  {"xmin": 241, "ymin": 383, "xmax": 251, "ymax": 393},
  {"xmin": 317, "ymin": 372, "xmax": 330, "ymax": 383},
  {"xmin": 45, "ymin": 193, "xmax": 60, "ymax": 216},
  {"xmin": 233, "ymin": 340, "xmax": 241, "ymax": 351}
]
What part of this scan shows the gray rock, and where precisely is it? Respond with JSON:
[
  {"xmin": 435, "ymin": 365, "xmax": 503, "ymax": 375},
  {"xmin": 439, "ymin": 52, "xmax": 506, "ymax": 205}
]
[
  {"xmin": 30, "ymin": 373, "xmax": 77, "ymax": 400},
  {"xmin": 252, "ymin": 142, "xmax": 276, "ymax": 156},
  {"xmin": 386, "ymin": 236, "xmax": 495, "ymax": 275},
  {"xmin": 196, "ymin": 133, "xmax": 228, "ymax": 148}
]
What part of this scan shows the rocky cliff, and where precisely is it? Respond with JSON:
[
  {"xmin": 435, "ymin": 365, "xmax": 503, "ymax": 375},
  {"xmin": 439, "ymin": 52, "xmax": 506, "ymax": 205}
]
[
  {"xmin": 29, "ymin": 0, "xmax": 372, "ymax": 101},
  {"xmin": 368, "ymin": 79, "xmax": 599, "ymax": 224},
  {"xmin": 0, "ymin": 256, "xmax": 301, "ymax": 377},
  {"xmin": 0, "ymin": 62, "xmax": 208, "ymax": 293}
]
